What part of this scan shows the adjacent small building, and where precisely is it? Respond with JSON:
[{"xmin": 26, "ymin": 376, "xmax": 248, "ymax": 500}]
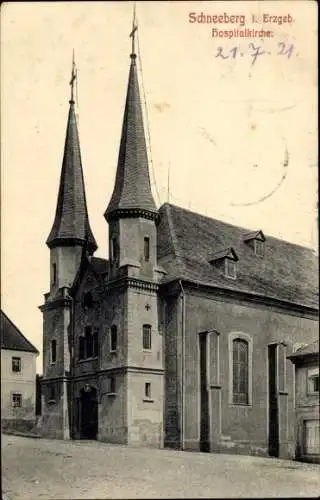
[
  {"xmin": 288, "ymin": 341, "xmax": 320, "ymax": 463},
  {"xmin": 1, "ymin": 310, "xmax": 39, "ymax": 431}
]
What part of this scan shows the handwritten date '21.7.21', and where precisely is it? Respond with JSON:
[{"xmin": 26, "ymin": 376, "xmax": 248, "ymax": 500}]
[{"xmin": 215, "ymin": 43, "xmax": 297, "ymax": 65}]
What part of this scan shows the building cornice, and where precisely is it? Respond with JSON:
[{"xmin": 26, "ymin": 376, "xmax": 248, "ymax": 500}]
[
  {"xmin": 105, "ymin": 277, "xmax": 159, "ymax": 294},
  {"xmin": 160, "ymin": 278, "xmax": 318, "ymax": 319},
  {"xmin": 40, "ymin": 375, "xmax": 71, "ymax": 384},
  {"xmin": 41, "ymin": 366, "xmax": 164, "ymax": 384},
  {"xmin": 39, "ymin": 288, "xmax": 72, "ymax": 312},
  {"xmin": 287, "ymin": 352, "xmax": 319, "ymax": 364},
  {"xmin": 105, "ymin": 208, "xmax": 158, "ymax": 223},
  {"xmin": 47, "ymin": 237, "xmax": 87, "ymax": 249}
]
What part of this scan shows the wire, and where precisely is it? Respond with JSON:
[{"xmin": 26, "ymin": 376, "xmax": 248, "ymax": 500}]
[
  {"xmin": 136, "ymin": 25, "xmax": 161, "ymax": 206},
  {"xmin": 75, "ymin": 66, "xmax": 79, "ymax": 124}
]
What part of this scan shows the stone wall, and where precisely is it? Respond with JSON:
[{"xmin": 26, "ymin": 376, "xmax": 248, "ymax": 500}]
[{"xmin": 164, "ymin": 284, "xmax": 318, "ymax": 457}]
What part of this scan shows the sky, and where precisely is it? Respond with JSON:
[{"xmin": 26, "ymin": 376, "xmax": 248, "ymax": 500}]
[{"xmin": 1, "ymin": 1, "xmax": 318, "ymax": 372}]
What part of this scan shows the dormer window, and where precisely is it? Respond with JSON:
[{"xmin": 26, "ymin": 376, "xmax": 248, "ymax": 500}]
[
  {"xmin": 254, "ymin": 239, "xmax": 264, "ymax": 257},
  {"xmin": 209, "ymin": 247, "xmax": 239, "ymax": 280},
  {"xmin": 225, "ymin": 259, "xmax": 237, "ymax": 279},
  {"xmin": 243, "ymin": 230, "xmax": 265, "ymax": 257}
]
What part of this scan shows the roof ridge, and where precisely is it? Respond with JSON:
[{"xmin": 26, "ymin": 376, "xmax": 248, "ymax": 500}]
[
  {"xmin": 161, "ymin": 202, "xmax": 316, "ymax": 252},
  {"xmin": 91, "ymin": 256, "xmax": 108, "ymax": 263},
  {"xmin": 165, "ymin": 204, "xmax": 186, "ymax": 276}
]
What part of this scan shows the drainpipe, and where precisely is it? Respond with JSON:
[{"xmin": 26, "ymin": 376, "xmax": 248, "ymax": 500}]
[
  {"xmin": 178, "ymin": 280, "xmax": 185, "ymax": 450},
  {"xmin": 68, "ymin": 290, "xmax": 75, "ymax": 440}
]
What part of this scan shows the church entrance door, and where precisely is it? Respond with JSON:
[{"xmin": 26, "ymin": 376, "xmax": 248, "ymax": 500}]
[{"xmin": 79, "ymin": 386, "xmax": 98, "ymax": 440}]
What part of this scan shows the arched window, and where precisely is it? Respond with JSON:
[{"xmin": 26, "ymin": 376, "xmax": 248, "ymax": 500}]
[
  {"xmin": 93, "ymin": 331, "xmax": 98, "ymax": 358},
  {"xmin": 83, "ymin": 292, "xmax": 93, "ymax": 309},
  {"xmin": 50, "ymin": 339, "xmax": 57, "ymax": 364},
  {"xmin": 110, "ymin": 237, "xmax": 118, "ymax": 261},
  {"xmin": 79, "ymin": 336, "xmax": 85, "ymax": 360},
  {"xmin": 48, "ymin": 384, "xmax": 56, "ymax": 402},
  {"xmin": 108, "ymin": 376, "xmax": 116, "ymax": 394},
  {"xmin": 232, "ymin": 338, "xmax": 249, "ymax": 405},
  {"xmin": 85, "ymin": 326, "xmax": 93, "ymax": 358},
  {"xmin": 52, "ymin": 263, "xmax": 57, "ymax": 285},
  {"xmin": 142, "ymin": 324, "xmax": 152, "ymax": 350},
  {"xmin": 144, "ymin": 237, "xmax": 150, "ymax": 262},
  {"xmin": 110, "ymin": 325, "xmax": 117, "ymax": 352}
]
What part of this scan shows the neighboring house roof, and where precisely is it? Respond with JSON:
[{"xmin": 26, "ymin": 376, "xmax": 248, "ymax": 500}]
[
  {"xmin": 288, "ymin": 340, "xmax": 319, "ymax": 361},
  {"xmin": 0, "ymin": 310, "xmax": 39, "ymax": 354},
  {"xmin": 157, "ymin": 203, "xmax": 318, "ymax": 309}
]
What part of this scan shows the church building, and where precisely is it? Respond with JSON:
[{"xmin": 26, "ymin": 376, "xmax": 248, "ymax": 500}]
[{"xmin": 40, "ymin": 21, "xmax": 318, "ymax": 459}]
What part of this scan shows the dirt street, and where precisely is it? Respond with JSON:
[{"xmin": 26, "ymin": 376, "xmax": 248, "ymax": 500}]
[{"xmin": 2, "ymin": 434, "xmax": 320, "ymax": 499}]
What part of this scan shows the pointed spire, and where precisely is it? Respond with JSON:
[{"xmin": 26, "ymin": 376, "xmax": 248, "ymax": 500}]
[
  {"xmin": 105, "ymin": 8, "xmax": 157, "ymax": 222},
  {"xmin": 47, "ymin": 55, "xmax": 97, "ymax": 253}
]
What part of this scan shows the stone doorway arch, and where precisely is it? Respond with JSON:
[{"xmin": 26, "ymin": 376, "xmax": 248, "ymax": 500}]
[{"xmin": 78, "ymin": 385, "xmax": 98, "ymax": 440}]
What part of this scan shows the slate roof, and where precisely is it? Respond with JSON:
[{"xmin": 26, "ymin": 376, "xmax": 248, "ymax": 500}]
[
  {"xmin": 288, "ymin": 340, "xmax": 319, "ymax": 359},
  {"xmin": 157, "ymin": 203, "xmax": 318, "ymax": 309},
  {"xmin": 47, "ymin": 101, "xmax": 97, "ymax": 253},
  {"xmin": 105, "ymin": 53, "xmax": 157, "ymax": 220},
  {"xmin": 0, "ymin": 310, "xmax": 39, "ymax": 354}
]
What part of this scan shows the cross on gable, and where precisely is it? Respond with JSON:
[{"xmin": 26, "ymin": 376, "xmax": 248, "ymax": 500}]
[{"xmin": 145, "ymin": 303, "xmax": 151, "ymax": 311}]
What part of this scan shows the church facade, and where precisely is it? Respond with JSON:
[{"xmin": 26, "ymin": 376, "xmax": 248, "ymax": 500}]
[{"xmin": 40, "ymin": 30, "xmax": 318, "ymax": 459}]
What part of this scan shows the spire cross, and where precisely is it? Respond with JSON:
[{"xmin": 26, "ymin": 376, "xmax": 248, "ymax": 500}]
[
  {"xmin": 69, "ymin": 50, "xmax": 77, "ymax": 103},
  {"xmin": 129, "ymin": 4, "xmax": 137, "ymax": 55}
]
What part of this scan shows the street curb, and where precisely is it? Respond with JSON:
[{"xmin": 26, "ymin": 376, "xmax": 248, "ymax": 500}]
[{"xmin": 2, "ymin": 430, "xmax": 41, "ymax": 439}]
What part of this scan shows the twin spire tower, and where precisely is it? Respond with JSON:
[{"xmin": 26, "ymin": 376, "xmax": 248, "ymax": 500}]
[
  {"xmin": 47, "ymin": 9, "xmax": 157, "ymax": 265},
  {"xmin": 41, "ymin": 9, "xmax": 164, "ymax": 445}
]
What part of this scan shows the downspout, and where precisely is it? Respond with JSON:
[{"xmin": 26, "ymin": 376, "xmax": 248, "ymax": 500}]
[
  {"xmin": 68, "ymin": 290, "xmax": 75, "ymax": 439},
  {"xmin": 178, "ymin": 280, "xmax": 185, "ymax": 450}
]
